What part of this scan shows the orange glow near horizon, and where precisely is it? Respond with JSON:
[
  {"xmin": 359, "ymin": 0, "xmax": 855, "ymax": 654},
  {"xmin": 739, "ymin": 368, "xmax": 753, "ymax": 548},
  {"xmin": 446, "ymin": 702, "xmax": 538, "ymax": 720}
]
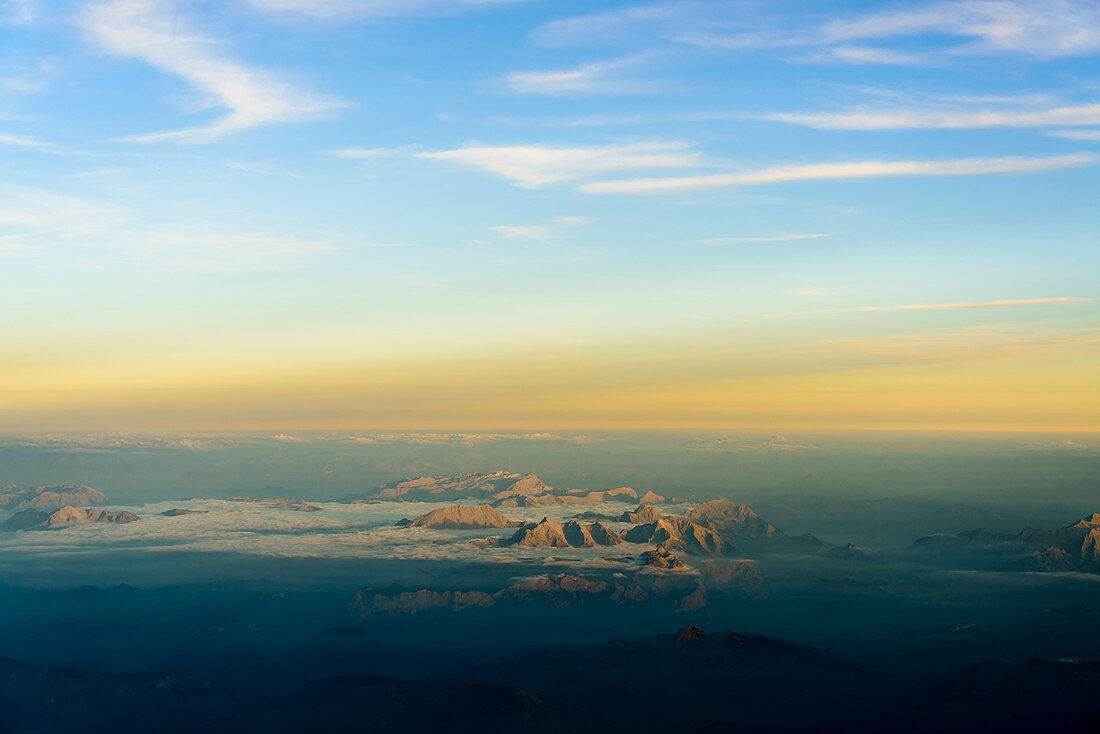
[{"xmin": 4, "ymin": 321, "xmax": 1098, "ymax": 433}]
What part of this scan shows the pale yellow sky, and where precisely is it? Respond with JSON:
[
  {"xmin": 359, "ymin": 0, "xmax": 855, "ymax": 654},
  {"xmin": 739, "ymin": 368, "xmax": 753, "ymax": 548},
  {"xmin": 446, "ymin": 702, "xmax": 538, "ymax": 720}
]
[{"xmin": 4, "ymin": 319, "xmax": 1097, "ymax": 433}]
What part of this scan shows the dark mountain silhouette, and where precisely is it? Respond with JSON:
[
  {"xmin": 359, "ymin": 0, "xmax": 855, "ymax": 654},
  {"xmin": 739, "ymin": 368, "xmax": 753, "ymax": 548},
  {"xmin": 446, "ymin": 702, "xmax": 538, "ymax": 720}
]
[
  {"xmin": 0, "ymin": 653, "xmax": 596, "ymax": 734},
  {"xmin": 907, "ymin": 512, "xmax": 1100, "ymax": 572},
  {"xmin": 4, "ymin": 627, "xmax": 1100, "ymax": 734}
]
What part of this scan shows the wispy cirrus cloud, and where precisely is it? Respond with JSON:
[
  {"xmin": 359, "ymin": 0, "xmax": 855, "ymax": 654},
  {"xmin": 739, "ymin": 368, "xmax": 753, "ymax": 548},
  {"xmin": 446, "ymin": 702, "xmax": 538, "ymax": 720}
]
[
  {"xmin": 539, "ymin": 0, "xmax": 1100, "ymax": 62},
  {"xmin": 0, "ymin": 187, "xmax": 128, "ymax": 237},
  {"xmin": 770, "ymin": 101, "xmax": 1100, "ymax": 130},
  {"xmin": 0, "ymin": 0, "xmax": 34, "ymax": 25},
  {"xmin": 579, "ymin": 153, "xmax": 1097, "ymax": 194},
  {"xmin": 689, "ymin": 233, "xmax": 834, "ymax": 246},
  {"xmin": 417, "ymin": 141, "xmax": 702, "ymax": 187},
  {"xmin": 506, "ymin": 54, "xmax": 655, "ymax": 95},
  {"xmin": 767, "ymin": 297, "xmax": 1096, "ymax": 319},
  {"xmin": 819, "ymin": 0, "xmax": 1100, "ymax": 58},
  {"xmin": 1, "ymin": 59, "xmax": 56, "ymax": 95},
  {"xmin": 490, "ymin": 225, "xmax": 550, "ymax": 241},
  {"xmin": 328, "ymin": 147, "xmax": 410, "ymax": 159},
  {"xmin": 1047, "ymin": 128, "xmax": 1100, "ymax": 140},
  {"xmin": 489, "ymin": 216, "xmax": 590, "ymax": 242},
  {"xmin": 0, "ymin": 186, "xmax": 334, "ymax": 270},
  {"xmin": 244, "ymin": 0, "xmax": 527, "ymax": 18},
  {"xmin": 801, "ymin": 45, "xmax": 931, "ymax": 66},
  {"xmin": 225, "ymin": 161, "xmax": 302, "ymax": 178},
  {"xmin": 0, "ymin": 132, "xmax": 55, "ymax": 151},
  {"xmin": 82, "ymin": 0, "xmax": 344, "ymax": 143},
  {"xmin": 531, "ymin": 2, "xmax": 749, "ymax": 48}
]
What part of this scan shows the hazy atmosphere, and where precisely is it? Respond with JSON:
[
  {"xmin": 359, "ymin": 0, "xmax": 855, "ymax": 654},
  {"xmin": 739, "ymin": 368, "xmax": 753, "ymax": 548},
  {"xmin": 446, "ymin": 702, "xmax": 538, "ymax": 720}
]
[
  {"xmin": 2, "ymin": 1, "xmax": 1099, "ymax": 732},
  {"xmin": 2, "ymin": 0, "xmax": 1099, "ymax": 432}
]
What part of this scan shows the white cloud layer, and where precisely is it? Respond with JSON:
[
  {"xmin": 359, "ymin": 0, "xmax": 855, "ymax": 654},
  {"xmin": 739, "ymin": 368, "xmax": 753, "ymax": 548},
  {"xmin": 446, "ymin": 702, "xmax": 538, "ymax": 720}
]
[
  {"xmin": 417, "ymin": 141, "xmax": 702, "ymax": 187},
  {"xmin": 0, "ymin": 497, "xmax": 691, "ymax": 568},
  {"xmin": 82, "ymin": 0, "xmax": 344, "ymax": 143},
  {"xmin": 578, "ymin": 153, "xmax": 1097, "ymax": 194}
]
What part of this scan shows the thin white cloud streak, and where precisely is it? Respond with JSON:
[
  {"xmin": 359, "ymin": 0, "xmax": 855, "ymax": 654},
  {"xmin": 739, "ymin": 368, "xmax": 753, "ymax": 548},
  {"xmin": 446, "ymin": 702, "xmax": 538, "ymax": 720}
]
[
  {"xmin": 532, "ymin": 2, "xmax": 733, "ymax": 48},
  {"xmin": 579, "ymin": 153, "xmax": 1097, "ymax": 194},
  {"xmin": 506, "ymin": 55, "xmax": 652, "ymax": 95},
  {"xmin": 540, "ymin": 0, "xmax": 1100, "ymax": 60},
  {"xmin": 1, "ymin": 60, "xmax": 56, "ymax": 95},
  {"xmin": 0, "ymin": 186, "xmax": 334, "ymax": 271},
  {"xmin": 328, "ymin": 147, "xmax": 409, "ymax": 159},
  {"xmin": 417, "ymin": 141, "xmax": 702, "ymax": 187},
  {"xmin": 82, "ymin": 0, "xmax": 344, "ymax": 143},
  {"xmin": 802, "ymin": 45, "xmax": 931, "ymax": 65},
  {"xmin": 489, "ymin": 216, "xmax": 591, "ymax": 241},
  {"xmin": 766, "ymin": 297, "xmax": 1096, "ymax": 319},
  {"xmin": 225, "ymin": 161, "xmax": 302, "ymax": 178},
  {"xmin": 0, "ymin": 188, "xmax": 128, "ymax": 235},
  {"xmin": 0, "ymin": 132, "xmax": 53, "ymax": 150},
  {"xmin": 689, "ymin": 233, "xmax": 834, "ymax": 245},
  {"xmin": 820, "ymin": 0, "xmax": 1100, "ymax": 57},
  {"xmin": 244, "ymin": 0, "xmax": 527, "ymax": 18},
  {"xmin": 1048, "ymin": 128, "xmax": 1100, "ymax": 140},
  {"xmin": 490, "ymin": 225, "xmax": 550, "ymax": 240},
  {"xmin": 490, "ymin": 111, "xmax": 750, "ymax": 129},
  {"xmin": 0, "ymin": 0, "xmax": 34, "ymax": 25},
  {"xmin": 771, "ymin": 102, "xmax": 1100, "ymax": 130},
  {"xmin": 0, "ymin": 131, "xmax": 84, "ymax": 156}
]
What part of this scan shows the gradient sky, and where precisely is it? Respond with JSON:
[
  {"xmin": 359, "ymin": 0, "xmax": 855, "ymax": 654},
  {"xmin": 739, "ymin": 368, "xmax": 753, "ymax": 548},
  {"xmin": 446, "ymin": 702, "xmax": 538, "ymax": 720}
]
[{"xmin": 1, "ymin": 0, "xmax": 1098, "ymax": 432}]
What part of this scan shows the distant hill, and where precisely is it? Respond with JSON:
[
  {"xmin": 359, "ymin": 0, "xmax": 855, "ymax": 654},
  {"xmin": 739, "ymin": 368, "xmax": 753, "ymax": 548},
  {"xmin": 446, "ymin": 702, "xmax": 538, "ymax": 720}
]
[
  {"xmin": 3, "ymin": 628, "xmax": 1099, "ymax": 733},
  {"xmin": 906, "ymin": 512, "xmax": 1100, "ymax": 573},
  {"xmin": 1, "ymin": 505, "xmax": 139, "ymax": 531},
  {"xmin": 340, "ymin": 470, "xmax": 675, "ymax": 506},
  {"xmin": 0, "ymin": 485, "xmax": 107, "ymax": 511},
  {"xmin": 409, "ymin": 504, "xmax": 523, "ymax": 530}
]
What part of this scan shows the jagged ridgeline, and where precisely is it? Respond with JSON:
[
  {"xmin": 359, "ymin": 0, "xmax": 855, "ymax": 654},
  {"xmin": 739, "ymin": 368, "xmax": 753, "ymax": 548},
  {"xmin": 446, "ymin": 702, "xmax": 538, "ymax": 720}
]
[
  {"xmin": 0, "ymin": 485, "xmax": 107, "ymax": 511},
  {"xmin": 368, "ymin": 471, "xmax": 847, "ymax": 559},
  {"xmin": 342, "ymin": 470, "xmax": 670, "ymax": 506},
  {"xmin": 900, "ymin": 512, "xmax": 1100, "ymax": 573}
]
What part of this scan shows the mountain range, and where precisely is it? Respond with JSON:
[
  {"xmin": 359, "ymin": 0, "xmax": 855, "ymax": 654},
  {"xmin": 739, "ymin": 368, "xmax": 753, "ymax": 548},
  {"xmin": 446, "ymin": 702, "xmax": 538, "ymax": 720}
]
[
  {"xmin": 0, "ymin": 485, "xmax": 107, "ymax": 511},
  {"xmin": 341, "ymin": 471, "xmax": 671, "ymax": 506},
  {"xmin": 907, "ymin": 512, "xmax": 1100, "ymax": 573},
  {"xmin": 1, "ymin": 505, "xmax": 140, "ymax": 531}
]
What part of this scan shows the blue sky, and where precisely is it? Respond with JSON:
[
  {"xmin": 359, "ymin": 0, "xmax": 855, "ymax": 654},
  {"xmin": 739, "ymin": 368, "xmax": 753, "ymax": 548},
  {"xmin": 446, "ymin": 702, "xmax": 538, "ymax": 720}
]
[{"xmin": 1, "ymin": 0, "xmax": 1098, "ymax": 431}]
